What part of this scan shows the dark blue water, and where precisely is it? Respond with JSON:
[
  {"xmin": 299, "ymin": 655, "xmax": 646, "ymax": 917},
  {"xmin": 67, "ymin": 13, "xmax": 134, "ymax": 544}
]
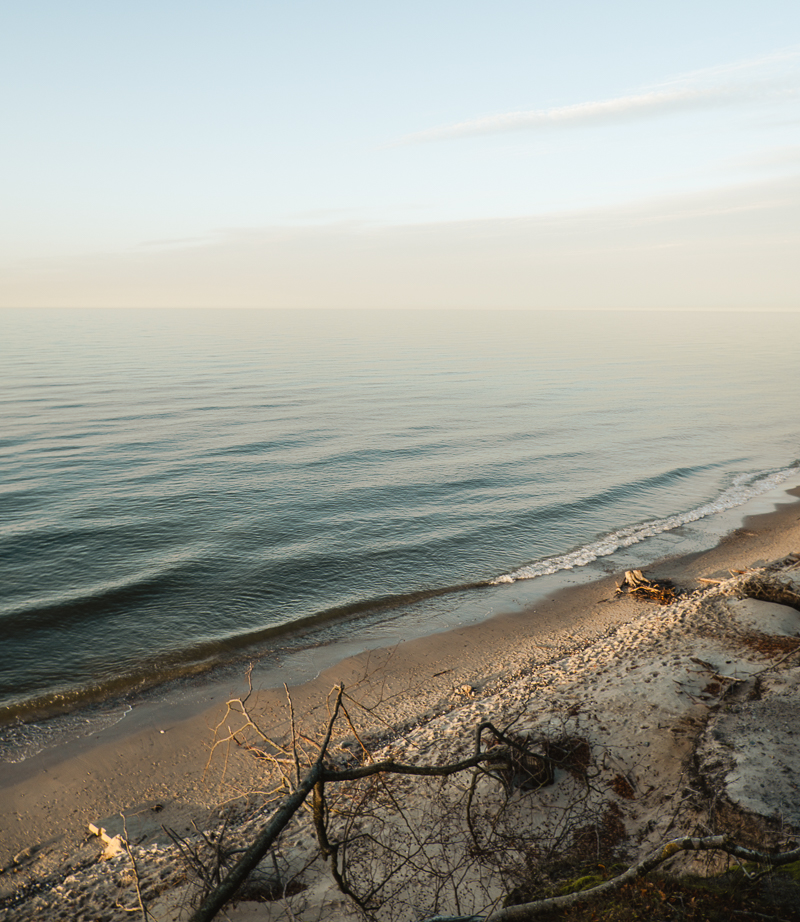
[{"xmin": 1, "ymin": 308, "xmax": 799, "ymax": 722}]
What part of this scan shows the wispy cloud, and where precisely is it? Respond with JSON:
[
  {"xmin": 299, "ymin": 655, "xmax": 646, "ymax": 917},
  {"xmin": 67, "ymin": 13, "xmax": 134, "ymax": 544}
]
[
  {"xmin": 395, "ymin": 47, "xmax": 800, "ymax": 145},
  {"xmin": 398, "ymin": 87, "xmax": 736, "ymax": 143}
]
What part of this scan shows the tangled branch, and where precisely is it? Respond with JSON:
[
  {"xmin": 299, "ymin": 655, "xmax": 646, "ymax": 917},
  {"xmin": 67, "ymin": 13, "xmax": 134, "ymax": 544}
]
[
  {"xmin": 189, "ymin": 676, "xmax": 800, "ymax": 922},
  {"xmin": 190, "ymin": 686, "xmax": 560, "ymax": 922}
]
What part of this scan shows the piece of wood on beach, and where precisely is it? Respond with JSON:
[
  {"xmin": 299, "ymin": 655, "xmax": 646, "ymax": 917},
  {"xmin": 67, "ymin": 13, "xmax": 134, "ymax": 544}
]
[
  {"xmin": 87, "ymin": 823, "xmax": 127, "ymax": 860},
  {"xmin": 615, "ymin": 569, "xmax": 676, "ymax": 604}
]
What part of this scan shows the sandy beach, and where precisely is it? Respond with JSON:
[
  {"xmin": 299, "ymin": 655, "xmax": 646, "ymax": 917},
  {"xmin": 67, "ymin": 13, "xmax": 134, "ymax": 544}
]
[{"xmin": 2, "ymin": 485, "xmax": 800, "ymax": 920}]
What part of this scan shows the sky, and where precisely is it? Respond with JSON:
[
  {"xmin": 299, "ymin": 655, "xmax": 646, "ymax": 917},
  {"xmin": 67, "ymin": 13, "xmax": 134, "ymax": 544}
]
[{"xmin": 2, "ymin": 1, "xmax": 799, "ymax": 310}]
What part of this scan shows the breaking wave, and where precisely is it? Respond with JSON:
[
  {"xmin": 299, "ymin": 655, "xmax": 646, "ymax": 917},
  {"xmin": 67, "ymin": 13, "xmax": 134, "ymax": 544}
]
[{"xmin": 490, "ymin": 464, "xmax": 799, "ymax": 585}]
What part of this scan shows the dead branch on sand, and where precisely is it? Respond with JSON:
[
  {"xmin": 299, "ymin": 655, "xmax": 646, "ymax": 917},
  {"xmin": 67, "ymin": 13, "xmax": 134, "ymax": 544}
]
[
  {"xmin": 187, "ymin": 673, "xmax": 800, "ymax": 922},
  {"xmin": 192, "ymin": 683, "xmax": 563, "ymax": 921}
]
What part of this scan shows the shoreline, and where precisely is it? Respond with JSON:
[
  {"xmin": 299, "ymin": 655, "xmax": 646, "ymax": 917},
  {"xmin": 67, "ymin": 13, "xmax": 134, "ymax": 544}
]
[
  {"xmin": 3, "ymin": 465, "xmax": 798, "ymax": 731},
  {"xmin": 1, "ymin": 482, "xmax": 800, "ymax": 876}
]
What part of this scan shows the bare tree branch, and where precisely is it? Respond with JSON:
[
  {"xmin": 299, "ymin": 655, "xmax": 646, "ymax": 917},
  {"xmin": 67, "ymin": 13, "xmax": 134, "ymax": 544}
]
[
  {"xmin": 120, "ymin": 813, "xmax": 153, "ymax": 921},
  {"xmin": 189, "ymin": 685, "xmax": 346, "ymax": 922},
  {"xmin": 191, "ymin": 672, "xmax": 800, "ymax": 922},
  {"xmin": 476, "ymin": 835, "xmax": 800, "ymax": 922}
]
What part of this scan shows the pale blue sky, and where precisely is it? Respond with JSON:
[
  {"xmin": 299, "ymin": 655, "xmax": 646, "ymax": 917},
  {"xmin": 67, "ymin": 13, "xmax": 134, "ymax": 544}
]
[{"xmin": 2, "ymin": 1, "xmax": 799, "ymax": 308}]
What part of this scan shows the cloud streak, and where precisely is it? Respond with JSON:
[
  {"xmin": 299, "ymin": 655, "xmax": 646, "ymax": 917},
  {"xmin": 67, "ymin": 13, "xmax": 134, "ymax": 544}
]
[
  {"xmin": 396, "ymin": 48, "xmax": 800, "ymax": 145},
  {"xmin": 399, "ymin": 87, "xmax": 737, "ymax": 143}
]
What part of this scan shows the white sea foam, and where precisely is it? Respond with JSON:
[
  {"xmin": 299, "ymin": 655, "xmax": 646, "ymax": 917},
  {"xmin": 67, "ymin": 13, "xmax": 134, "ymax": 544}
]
[{"xmin": 489, "ymin": 466, "xmax": 799, "ymax": 585}]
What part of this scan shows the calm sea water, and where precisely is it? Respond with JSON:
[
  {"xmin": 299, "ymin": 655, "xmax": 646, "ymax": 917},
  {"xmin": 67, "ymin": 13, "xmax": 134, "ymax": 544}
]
[{"xmin": 1, "ymin": 308, "xmax": 799, "ymax": 729}]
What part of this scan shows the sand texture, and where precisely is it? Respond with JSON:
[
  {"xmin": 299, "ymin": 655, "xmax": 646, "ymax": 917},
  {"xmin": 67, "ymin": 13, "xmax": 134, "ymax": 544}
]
[{"xmin": 1, "ymin": 489, "xmax": 800, "ymax": 920}]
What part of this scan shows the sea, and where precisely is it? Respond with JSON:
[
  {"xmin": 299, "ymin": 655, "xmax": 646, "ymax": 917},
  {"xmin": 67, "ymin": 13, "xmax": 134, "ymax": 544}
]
[{"xmin": 2, "ymin": 308, "xmax": 799, "ymax": 761}]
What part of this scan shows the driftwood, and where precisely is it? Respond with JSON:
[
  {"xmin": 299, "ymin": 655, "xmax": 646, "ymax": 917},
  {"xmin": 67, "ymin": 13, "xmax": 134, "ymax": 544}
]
[
  {"xmin": 615, "ymin": 570, "xmax": 675, "ymax": 605},
  {"xmin": 728, "ymin": 572, "xmax": 800, "ymax": 612}
]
